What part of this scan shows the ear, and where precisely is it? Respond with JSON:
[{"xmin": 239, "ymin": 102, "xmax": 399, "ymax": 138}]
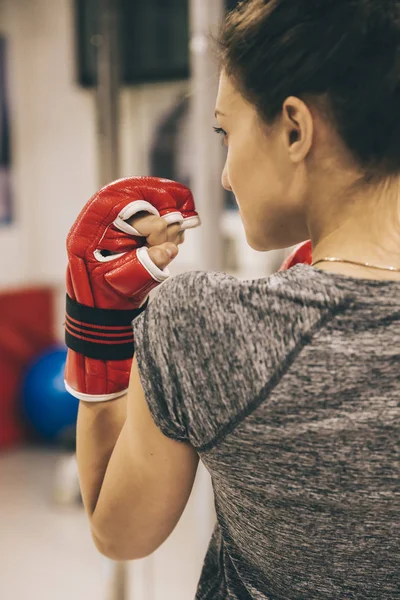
[{"xmin": 282, "ymin": 96, "xmax": 314, "ymax": 163}]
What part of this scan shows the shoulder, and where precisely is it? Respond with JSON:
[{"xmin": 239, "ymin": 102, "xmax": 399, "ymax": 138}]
[{"xmin": 151, "ymin": 270, "xmax": 239, "ymax": 311}]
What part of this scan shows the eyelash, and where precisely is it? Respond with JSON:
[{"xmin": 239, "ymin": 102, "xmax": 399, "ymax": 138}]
[{"xmin": 213, "ymin": 126, "xmax": 227, "ymax": 143}]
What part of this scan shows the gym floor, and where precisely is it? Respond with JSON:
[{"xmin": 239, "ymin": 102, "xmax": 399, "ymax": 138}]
[{"xmin": 0, "ymin": 447, "xmax": 214, "ymax": 600}]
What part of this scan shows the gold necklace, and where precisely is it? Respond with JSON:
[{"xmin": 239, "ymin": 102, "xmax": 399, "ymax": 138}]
[{"xmin": 312, "ymin": 258, "xmax": 400, "ymax": 272}]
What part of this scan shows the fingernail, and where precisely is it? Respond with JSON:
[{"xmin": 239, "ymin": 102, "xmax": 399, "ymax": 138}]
[{"xmin": 166, "ymin": 247, "xmax": 175, "ymax": 258}]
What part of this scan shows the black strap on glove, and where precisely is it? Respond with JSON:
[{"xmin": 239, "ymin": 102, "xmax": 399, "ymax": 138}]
[{"xmin": 65, "ymin": 295, "xmax": 149, "ymax": 360}]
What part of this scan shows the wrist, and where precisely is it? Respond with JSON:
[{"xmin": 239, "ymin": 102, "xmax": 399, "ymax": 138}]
[
  {"xmin": 65, "ymin": 382, "xmax": 128, "ymax": 403},
  {"xmin": 64, "ymin": 297, "xmax": 149, "ymax": 402},
  {"xmin": 65, "ymin": 295, "xmax": 148, "ymax": 362}
]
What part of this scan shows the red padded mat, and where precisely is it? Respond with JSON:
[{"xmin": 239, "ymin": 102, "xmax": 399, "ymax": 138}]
[{"xmin": 0, "ymin": 287, "xmax": 56, "ymax": 448}]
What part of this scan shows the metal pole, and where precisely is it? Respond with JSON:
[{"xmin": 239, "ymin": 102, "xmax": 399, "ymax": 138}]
[
  {"xmin": 188, "ymin": 0, "xmax": 225, "ymax": 553},
  {"xmin": 96, "ymin": 0, "xmax": 120, "ymax": 187},
  {"xmin": 105, "ymin": 560, "xmax": 128, "ymax": 600},
  {"xmin": 189, "ymin": 0, "xmax": 226, "ymax": 272}
]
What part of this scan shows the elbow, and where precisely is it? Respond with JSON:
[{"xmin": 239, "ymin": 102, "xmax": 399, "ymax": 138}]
[
  {"xmin": 91, "ymin": 531, "xmax": 124, "ymax": 561},
  {"xmin": 89, "ymin": 509, "xmax": 170, "ymax": 561},
  {"xmin": 90, "ymin": 529, "xmax": 158, "ymax": 562}
]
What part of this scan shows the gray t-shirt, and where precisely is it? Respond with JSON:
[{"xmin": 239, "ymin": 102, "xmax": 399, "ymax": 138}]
[{"xmin": 132, "ymin": 264, "xmax": 400, "ymax": 599}]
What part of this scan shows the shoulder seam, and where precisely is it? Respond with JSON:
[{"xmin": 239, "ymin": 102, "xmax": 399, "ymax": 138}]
[{"xmin": 195, "ymin": 298, "xmax": 354, "ymax": 454}]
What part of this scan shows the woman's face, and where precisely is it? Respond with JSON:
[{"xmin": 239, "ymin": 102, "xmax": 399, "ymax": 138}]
[{"xmin": 215, "ymin": 71, "xmax": 310, "ymax": 251}]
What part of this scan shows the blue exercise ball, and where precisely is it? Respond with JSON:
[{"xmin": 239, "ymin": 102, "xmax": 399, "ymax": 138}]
[{"xmin": 22, "ymin": 346, "xmax": 79, "ymax": 444}]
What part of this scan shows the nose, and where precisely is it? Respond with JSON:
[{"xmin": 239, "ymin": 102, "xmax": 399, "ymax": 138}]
[{"xmin": 221, "ymin": 162, "xmax": 232, "ymax": 192}]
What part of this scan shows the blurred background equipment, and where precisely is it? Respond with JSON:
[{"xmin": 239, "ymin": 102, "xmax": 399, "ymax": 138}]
[
  {"xmin": 0, "ymin": 287, "xmax": 56, "ymax": 449},
  {"xmin": 75, "ymin": 0, "xmax": 190, "ymax": 86},
  {"xmin": 21, "ymin": 346, "xmax": 78, "ymax": 445}
]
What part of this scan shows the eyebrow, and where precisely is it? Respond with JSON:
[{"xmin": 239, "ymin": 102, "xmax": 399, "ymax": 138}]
[{"xmin": 214, "ymin": 110, "xmax": 226, "ymax": 118}]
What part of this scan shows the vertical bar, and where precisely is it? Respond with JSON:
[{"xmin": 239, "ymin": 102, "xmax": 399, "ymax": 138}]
[
  {"xmin": 188, "ymin": 0, "xmax": 225, "ymax": 553},
  {"xmin": 96, "ymin": 0, "xmax": 121, "ymax": 186},
  {"xmin": 105, "ymin": 560, "xmax": 128, "ymax": 600},
  {"xmin": 189, "ymin": 0, "xmax": 226, "ymax": 272}
]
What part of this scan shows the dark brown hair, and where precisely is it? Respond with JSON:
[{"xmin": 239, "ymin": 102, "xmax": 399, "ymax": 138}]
[{"xmin": 218, "ymin": 0, "xmax": 400, "ymax": 180}]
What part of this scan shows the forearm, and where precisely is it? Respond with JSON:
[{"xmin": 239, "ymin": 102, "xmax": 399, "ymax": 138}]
[{"xmin": 76, "ymin": 394, "xmax": 127, "ymax": 517}]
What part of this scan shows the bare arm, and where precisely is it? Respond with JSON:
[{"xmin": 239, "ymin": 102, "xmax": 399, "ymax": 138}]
[
  {"xmin": 76, "ymin": 357, "xmax": 199, "ymax": 561},
  {"xmin": 76, "ymin": 394, "xmax": 127, "ymax": 517}
]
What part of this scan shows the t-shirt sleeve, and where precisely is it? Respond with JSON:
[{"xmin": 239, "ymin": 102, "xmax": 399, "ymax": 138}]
[
  {"xmin": 131, "ymin": 264, "xmax": 354, "ymax": 453},
  {"xmin": 131, "ymin": 271, "xmax": 203, "ymax": 442}
]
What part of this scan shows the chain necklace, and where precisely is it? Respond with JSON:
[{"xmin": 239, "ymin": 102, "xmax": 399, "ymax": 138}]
[{"xmin": 312, "ymin": 258, "xmax": 400, "ymax": 272}]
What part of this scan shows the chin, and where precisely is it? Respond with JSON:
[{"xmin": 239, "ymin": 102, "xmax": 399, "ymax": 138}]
[
  {"xmin": 245, "ymin": 232, "xmax": 274, "ymax": 252},
  {"xmin": 244, "ymin": 216, "xmax": 310, "ymax": 252},
  {"xmin": 246, "ymin": 232, "xmax": 299, "ymax": 253}
]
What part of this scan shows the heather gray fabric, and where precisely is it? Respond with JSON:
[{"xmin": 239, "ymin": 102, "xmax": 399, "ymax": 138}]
[{"xmin": 132, "ymin": 264, "xmax": 400, "ymax": 600}]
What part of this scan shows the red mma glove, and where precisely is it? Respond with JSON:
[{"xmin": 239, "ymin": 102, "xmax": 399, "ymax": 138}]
[
  {"xmin": 64, "ymin": 176, "xmax": 200, "ymax": 402},
  {"xmin": 279, "ymin": 240, "xmax": 313, "ymax": 271}
]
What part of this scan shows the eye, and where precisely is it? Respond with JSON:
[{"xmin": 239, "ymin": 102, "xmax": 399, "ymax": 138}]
[{"xmin": 213, "ymin": 126, "xmax": 228, "ymax": 144}]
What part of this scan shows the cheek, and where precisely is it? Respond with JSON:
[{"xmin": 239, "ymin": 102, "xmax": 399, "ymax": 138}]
[
  {"xmin": 226, "ymin": 139, "xmax": 274, "ymax": 207},
  {"xmin": 225, "ymin": 143, "xmax": 255, "ymax": 198}
]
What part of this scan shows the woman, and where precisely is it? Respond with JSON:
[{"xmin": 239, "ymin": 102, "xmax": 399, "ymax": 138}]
[{"xmin": 71, "ymin": 1, "xmax": 400, "ymax": 598}]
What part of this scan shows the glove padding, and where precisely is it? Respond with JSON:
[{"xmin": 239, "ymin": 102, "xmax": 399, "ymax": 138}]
[
  {"xmin": 64, "ymin": 176, "xmax": 200, "ymax": 402},
  {"xmin": 279, "ymin": 240, "xmax": 312, "ymax": 271}
]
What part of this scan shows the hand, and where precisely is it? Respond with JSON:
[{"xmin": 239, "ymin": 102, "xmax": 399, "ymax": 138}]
[
  {"xmin": 66, "ymin": 176, "xmax": 199, "ymax": 312},
  {"xmin": 64, "ymin": 176, "xmax": 200, "ymax": 402},
  {"xmin": 127, "ymin": 211, "xmax": 186, "ymax": 271}
]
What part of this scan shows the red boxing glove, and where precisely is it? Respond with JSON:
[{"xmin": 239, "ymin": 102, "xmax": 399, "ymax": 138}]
[
  {"xmin": 278, "ymin": 240, "xmax": 313, "ymax": 271},
  {"xmin": 64, "ymin": 176, "xmax": 200, "ymax": 402}
]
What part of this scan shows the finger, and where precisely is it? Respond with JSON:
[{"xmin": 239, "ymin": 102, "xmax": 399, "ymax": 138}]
[
  {"xmin": 126, "ymin": 211, "xmax": 157, "ymax": 235},
  {"xmin": 127, "ymin": 212, "xmax": 185, "ymax": 247},
  {"xmin": 144, "ymin": 228, "xmax": 185, "ymax": 250},
  {"xmin": 127, "ymin": 212, "xmax": 168, "ymax": 246},
  {"xmin": 127, "ymin": 214, "xmax": 184, "ymax": 247},
  {"xmin": 166, "ymin": 223, "xmax": 184, "ymax": 245},
  {"xmin": 147, "ymin": 243, "xmax": 179, "ymax": 271}
]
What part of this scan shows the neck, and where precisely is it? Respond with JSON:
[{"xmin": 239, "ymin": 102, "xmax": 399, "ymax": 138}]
[{"xmin": 308, "ymin": 175, "xmax": 400, "ymax": 279}]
